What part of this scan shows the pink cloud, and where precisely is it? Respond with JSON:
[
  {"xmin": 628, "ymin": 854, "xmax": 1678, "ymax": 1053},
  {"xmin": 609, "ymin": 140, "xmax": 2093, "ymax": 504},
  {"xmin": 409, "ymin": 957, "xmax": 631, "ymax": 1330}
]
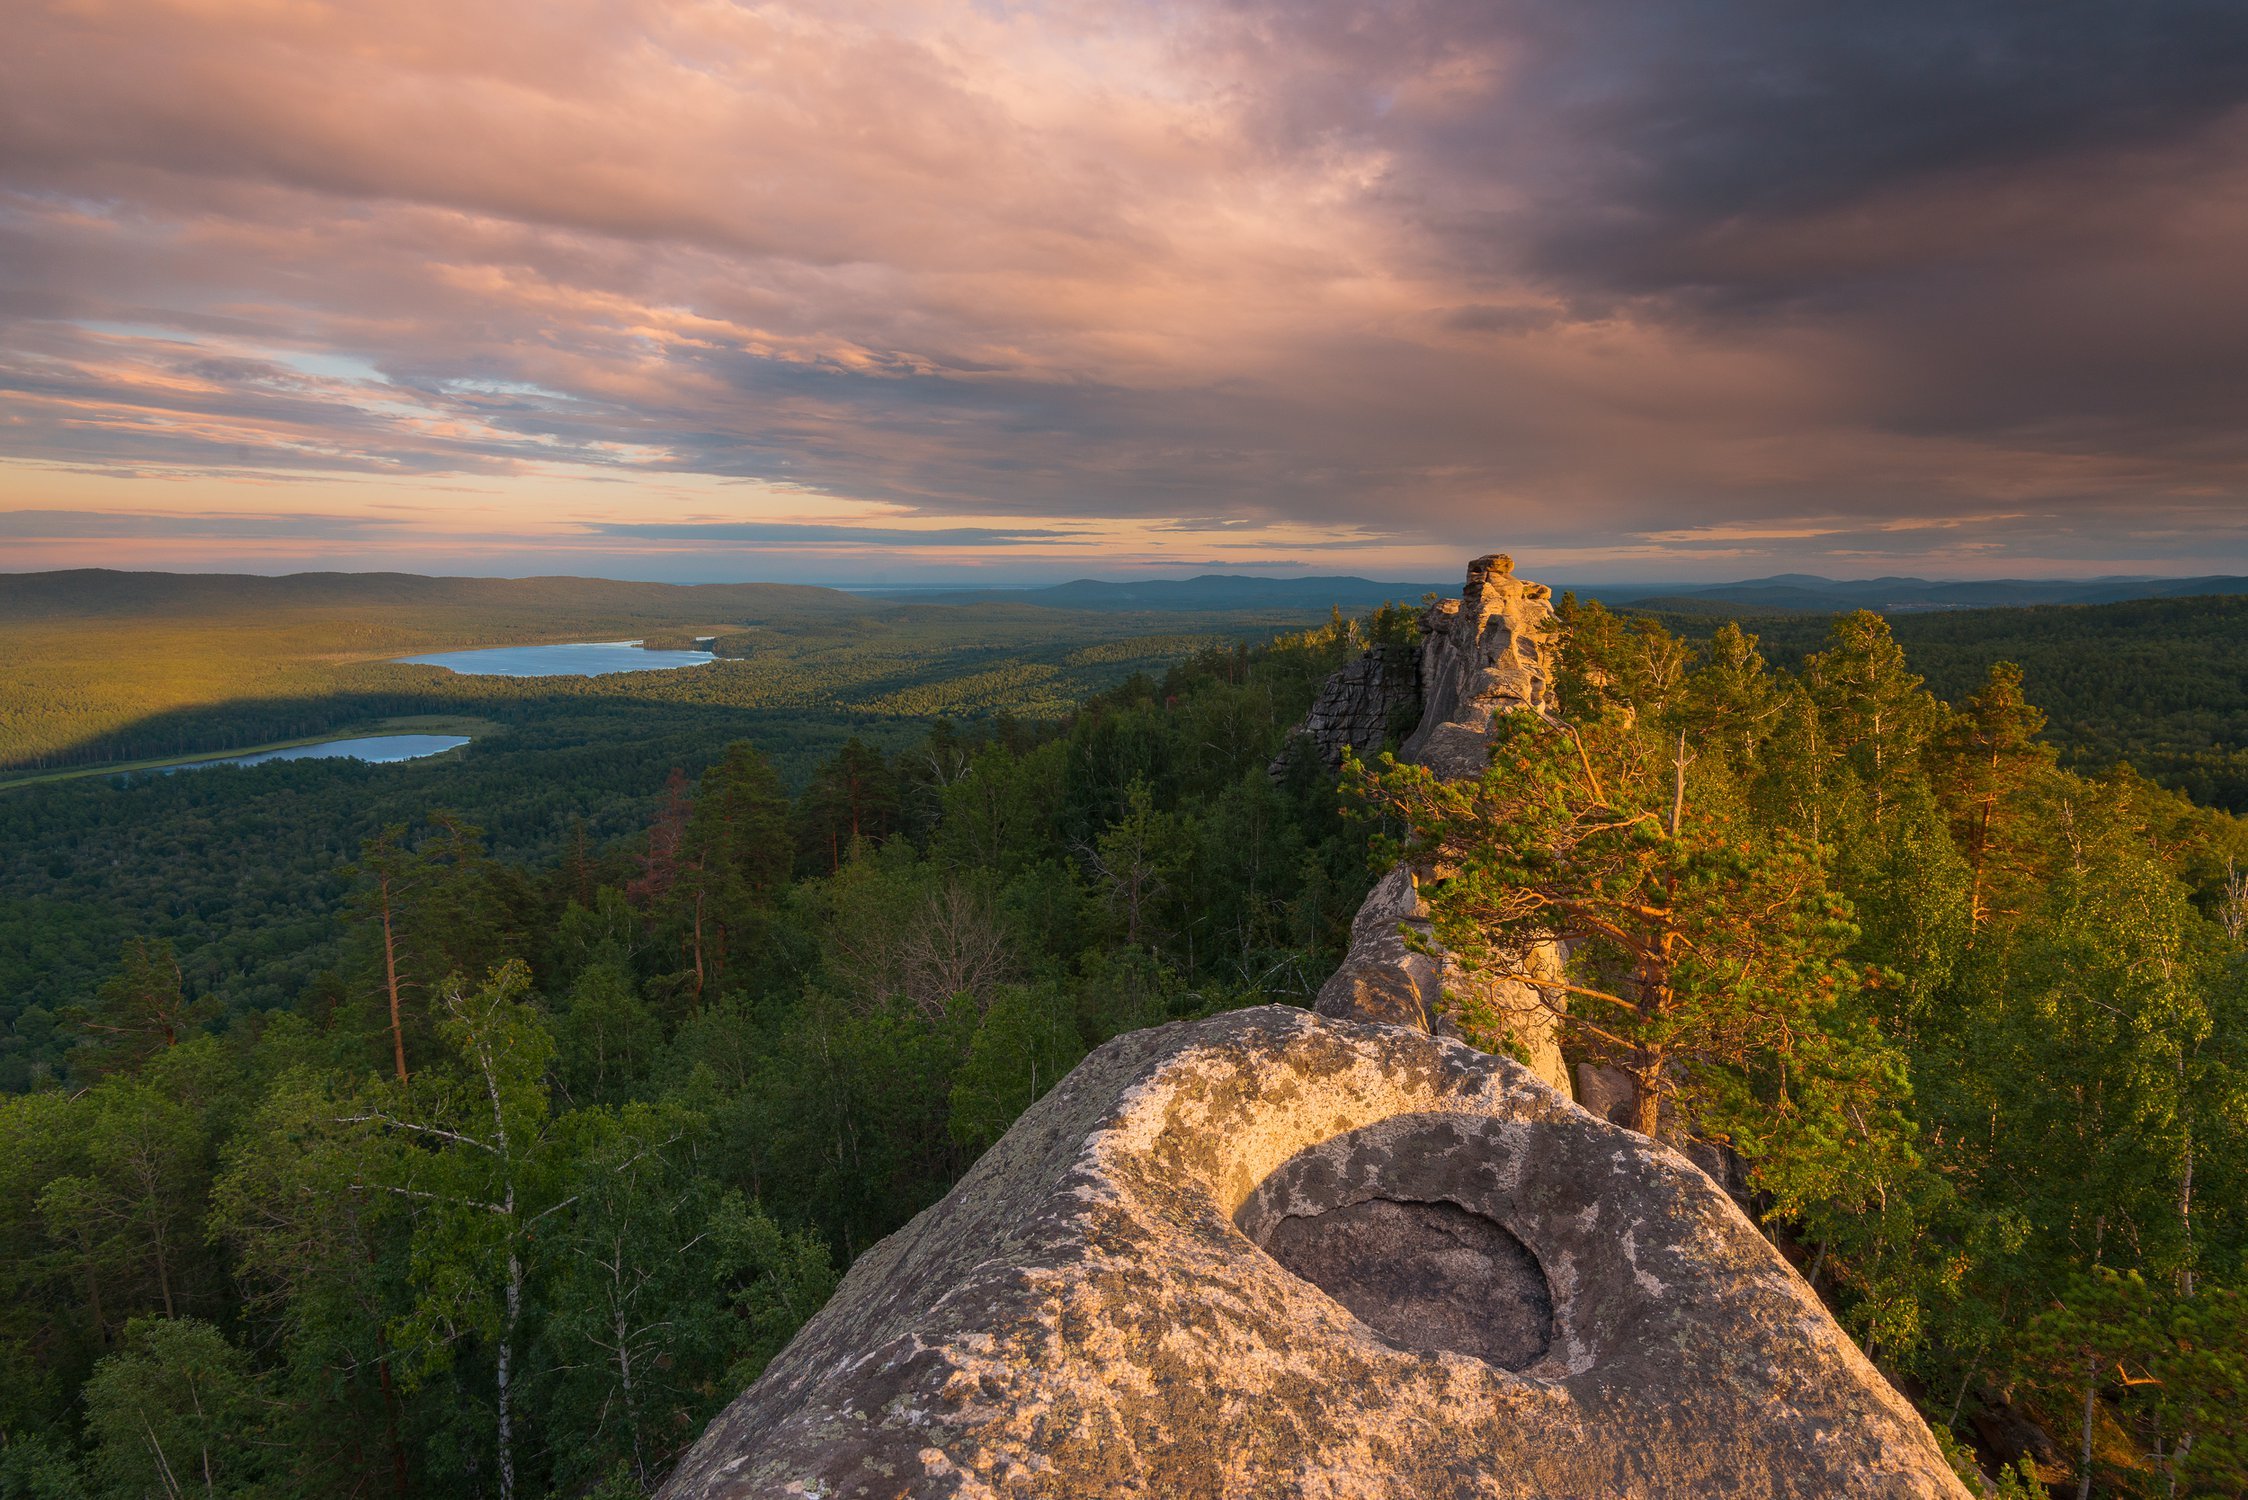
[{"xmin": 0, "ymin": 0, "xmax": 2245, "ymax": 578}]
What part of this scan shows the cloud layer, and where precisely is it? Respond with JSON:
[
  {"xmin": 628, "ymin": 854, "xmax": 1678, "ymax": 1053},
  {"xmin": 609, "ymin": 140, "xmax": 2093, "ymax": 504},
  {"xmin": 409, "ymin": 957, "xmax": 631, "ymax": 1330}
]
[{"xmin": 3, "ymin": 0, "xmax": 2246, "ymax": 579}]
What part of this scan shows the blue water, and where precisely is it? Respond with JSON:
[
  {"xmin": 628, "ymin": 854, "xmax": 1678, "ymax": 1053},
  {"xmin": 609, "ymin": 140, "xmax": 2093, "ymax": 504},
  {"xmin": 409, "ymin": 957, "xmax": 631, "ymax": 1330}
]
[
  {"xmin": 168, "ymin": 735, "xmax": 470, "ymax": 773},
  {"xmin": 396, "ymin": 640, "xmax": 715, "ymax": 677}
]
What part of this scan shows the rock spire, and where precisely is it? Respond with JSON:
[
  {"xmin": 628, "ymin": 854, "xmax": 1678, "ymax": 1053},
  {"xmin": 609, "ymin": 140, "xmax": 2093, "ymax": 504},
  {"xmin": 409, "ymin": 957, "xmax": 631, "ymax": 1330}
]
[{"xmin": 1313, "ymin": 553, "xmax": 1571, "ymax": 1091}]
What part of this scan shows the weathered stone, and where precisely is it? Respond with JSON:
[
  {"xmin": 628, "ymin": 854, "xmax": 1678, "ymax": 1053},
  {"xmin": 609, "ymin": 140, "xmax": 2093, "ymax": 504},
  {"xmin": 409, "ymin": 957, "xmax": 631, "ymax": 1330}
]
[
  {"xmin": 1273, "ymin": 642, "xmax": 1422, "ymax": 774},
  {"xmin": 660, "ymin": 1006, "xmax": 1971, "ymax": 1500},
  {"xmin": 1401, "ymin": 552, "xmax": 1558, "ymax": 780},
  {"xmin": 1256, "ymin": 1196, "xmax": 1555, "ymax": 1371},
  {"xmin": 1313, "ymin": 866, "xmax": 1443, "ymax": 1029},
  {"xmin": 1315, "ymin": 554, "xmax": 1570, "ymax": 1092}
]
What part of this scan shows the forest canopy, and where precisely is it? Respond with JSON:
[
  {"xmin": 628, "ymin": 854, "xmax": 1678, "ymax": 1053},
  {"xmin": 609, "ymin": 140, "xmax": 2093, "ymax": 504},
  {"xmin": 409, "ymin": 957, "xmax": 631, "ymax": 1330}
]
[{"xmin": 0, "ymin": 591, "xmax": 2244, "ymax": 1498}]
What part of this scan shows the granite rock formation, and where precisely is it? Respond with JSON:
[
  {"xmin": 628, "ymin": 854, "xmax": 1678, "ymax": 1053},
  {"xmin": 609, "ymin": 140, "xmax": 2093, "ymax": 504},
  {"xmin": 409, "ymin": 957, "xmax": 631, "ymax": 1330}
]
[
  {"xmin": 658, "ymin": 1006, "xmax": 1970, "ymax": 1500},
  {"xmin": 1400, "ymin": 552, "xmax": 1559, "ymax": 777},
  {"xmin": 1313, "ymin": 555, "xmax": 1571, "ymax": 1092},
  {"xmin": 1272, "ymin": 642, "xmax": 1422, "ymax": 774}
]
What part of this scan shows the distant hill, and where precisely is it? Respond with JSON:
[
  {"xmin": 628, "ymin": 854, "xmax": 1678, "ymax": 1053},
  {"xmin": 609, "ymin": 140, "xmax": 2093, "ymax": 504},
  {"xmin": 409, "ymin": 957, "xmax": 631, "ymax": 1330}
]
[
  {"xmin": 0, "ymin": 569, "xmax": 866, "ymax": 624},
  {"xmin": 869, "ymin": 574, "xmax": 1447, "ymax": 612},
  {"xmin": 873, "ymin": 568, "xmax": 2248, "ymax": 616},
  {"xmin": 1592, "ymin": 573, "xmax": 2248, "ymax": 614}
]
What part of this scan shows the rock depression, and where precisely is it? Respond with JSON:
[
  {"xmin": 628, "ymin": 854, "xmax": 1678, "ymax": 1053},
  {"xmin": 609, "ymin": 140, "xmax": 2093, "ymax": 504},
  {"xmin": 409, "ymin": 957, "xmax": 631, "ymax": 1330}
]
[{"xmin": 659, "ymin": 1006, "xmax": 1969, "ymax": 1499}]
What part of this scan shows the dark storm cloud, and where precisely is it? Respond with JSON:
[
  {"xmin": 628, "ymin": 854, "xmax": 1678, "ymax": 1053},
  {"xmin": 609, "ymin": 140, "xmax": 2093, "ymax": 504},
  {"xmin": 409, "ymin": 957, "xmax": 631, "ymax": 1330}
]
[
  {"xmin": 2, "ymin": 0, "xmax": 2245, "ymax": 575},
  {"xmin": 1496, "ymin": 0, "xmax": 2248, "ymax": 289}
]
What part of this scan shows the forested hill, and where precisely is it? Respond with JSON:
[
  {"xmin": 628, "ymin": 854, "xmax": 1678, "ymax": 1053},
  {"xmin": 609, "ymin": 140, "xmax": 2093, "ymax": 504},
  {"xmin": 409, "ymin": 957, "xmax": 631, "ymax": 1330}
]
[
  {"xmin": 1629, "ymin": 593, "xmax": 2248, "ymax": 812},
  {"xmin": 870, "ymin": 574, "xmax": 1449, "ymax": 611},
  {"xmin": 1598, "ymin": 571, "xmax": 2248, "ymax": 613},
  {"xmin": 0, "ymin": 569, "xmax": 866, "ymax": 624}
]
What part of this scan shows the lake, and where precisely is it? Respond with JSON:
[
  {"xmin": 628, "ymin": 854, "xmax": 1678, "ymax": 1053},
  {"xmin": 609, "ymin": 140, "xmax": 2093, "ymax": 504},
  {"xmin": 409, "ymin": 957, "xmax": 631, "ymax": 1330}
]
[
  {"xmin": 396, "ymin": 640, "xmax": 717, "ymax": 676},
  {"xmin": 168, "ymin": 735, "xmax": 471, "ymax": 773}
]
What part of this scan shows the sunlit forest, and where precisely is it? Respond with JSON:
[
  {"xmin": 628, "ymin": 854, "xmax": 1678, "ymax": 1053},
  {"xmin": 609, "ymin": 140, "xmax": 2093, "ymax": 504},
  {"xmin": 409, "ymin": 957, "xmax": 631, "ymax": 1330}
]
[
  {"xmin": 0, "ymin": 571, "xmax": 1340, "ymax": 778},
  {"xmin": 1, "ymin": 590, "xmax": 2245, "ymax": 1497}
]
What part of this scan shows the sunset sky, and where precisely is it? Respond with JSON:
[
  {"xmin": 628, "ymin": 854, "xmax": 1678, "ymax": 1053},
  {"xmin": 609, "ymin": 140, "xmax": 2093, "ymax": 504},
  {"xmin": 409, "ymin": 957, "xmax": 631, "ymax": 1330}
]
[{"xmin": 4, "ymin": 0, "xmax": 2247, "ymax": 584}]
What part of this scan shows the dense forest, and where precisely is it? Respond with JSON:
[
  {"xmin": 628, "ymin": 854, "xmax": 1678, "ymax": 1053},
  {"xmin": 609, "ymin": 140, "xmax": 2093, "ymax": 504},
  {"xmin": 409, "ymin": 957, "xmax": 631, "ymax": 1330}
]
[
  {"xmin": 1652, "ymin": 594, "xmax": 2248, "ymax": 813},
  {"xmin": 0, "ymin": 615, "xmax": 1385, "ymax": 1499},
  {"xmin": 2, "ymin": 591, "xmax": 2246, "ymax": 1497}
]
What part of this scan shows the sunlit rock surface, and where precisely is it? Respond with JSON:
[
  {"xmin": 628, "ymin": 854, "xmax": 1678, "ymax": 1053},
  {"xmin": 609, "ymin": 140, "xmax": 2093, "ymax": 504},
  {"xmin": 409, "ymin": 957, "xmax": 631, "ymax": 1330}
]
[
  {"xmin": 1313, "ymin": 553, "xmax": 1571, "ymax": 1091},
  {"xmin": 659, "ymin": 1006, "xmax": 1969, "ymax": 1500}
]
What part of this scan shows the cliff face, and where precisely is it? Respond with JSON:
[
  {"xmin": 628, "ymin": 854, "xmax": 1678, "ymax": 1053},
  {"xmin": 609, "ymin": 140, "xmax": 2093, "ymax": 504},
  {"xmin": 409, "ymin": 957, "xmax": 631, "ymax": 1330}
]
[
  {"xmin": 1272, "ymin": 642, "xmax": 1422, "ymax": 774},
  {"xmin": 1313, "ymin": 554, "xmax": 1571, "ymax": 1093},
  {"xmin": 659, "ymin": 1007, "xmax": 1970, "ymax": 1500}
]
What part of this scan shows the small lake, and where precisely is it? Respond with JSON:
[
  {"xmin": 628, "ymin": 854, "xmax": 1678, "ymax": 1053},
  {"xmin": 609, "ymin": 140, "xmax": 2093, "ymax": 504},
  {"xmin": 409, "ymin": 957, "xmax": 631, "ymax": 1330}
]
[
  {"xmin": 396, "ymin": 640, "xmax": 716, "ymax": 677},
  {"xmin": 168, "ymin": 735, "xmax": 471, "ymax": 774}
]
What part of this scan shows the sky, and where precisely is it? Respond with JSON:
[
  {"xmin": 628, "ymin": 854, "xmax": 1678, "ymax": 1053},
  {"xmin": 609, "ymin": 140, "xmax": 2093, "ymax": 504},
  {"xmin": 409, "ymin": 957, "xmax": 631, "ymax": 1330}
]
[{"xmin": 4, "ymin": 0, "xmax": 2247, "ymax": 586}]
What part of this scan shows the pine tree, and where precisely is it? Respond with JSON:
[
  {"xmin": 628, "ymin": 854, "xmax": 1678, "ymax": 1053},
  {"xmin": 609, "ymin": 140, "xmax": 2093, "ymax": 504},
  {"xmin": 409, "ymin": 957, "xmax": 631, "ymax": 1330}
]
[
  {"xmin": 1805, "ymin": 611, "xmax": 1937, "ymax": 829},
  {"xmin": 798, "ymin": 739, "xmax": 901, "ymax": 874},
  {"xmin": 1931, "ymin": 662, "xmax": 2055, "ymax": 926},
  {"xmin": 61, "ymin": 939, "xmax": 217, "ymax": 1082},
  {"xmin": 352, "ymin": 826, "xmax": 418, "ymax": 1085},
  {"xmin": 1680, "ymin": 621, "xmax": 1784, "ymax": 773},
  {"xmin": 1348, "ymin": 709, "xmax": 1866, "ymax": 1139},
  {"xmin": 670, "ymin": 743, "xmax": 793, "ymax": 1001}
]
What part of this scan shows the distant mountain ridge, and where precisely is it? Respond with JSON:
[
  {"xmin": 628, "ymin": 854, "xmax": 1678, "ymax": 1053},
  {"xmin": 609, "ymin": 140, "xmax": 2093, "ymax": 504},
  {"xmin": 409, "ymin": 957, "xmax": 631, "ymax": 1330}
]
[
  {"xmin": 1597, "ymin": 573, "xmax": 2248, "ymax": 613},
  {"xmin": 872, "ymin": 570, "xmax": 2248, "ymax": 614},
  {"xmin": 10, "ymin": 567, "xmax": 2245, "ymax": 620},
  {"xmin": 0, "ymin": 568, "xmax": 866, "ymax": 623},
  {"xmin": 868, "ymin": 574, "xmax": 1450, "ymax": 611}
]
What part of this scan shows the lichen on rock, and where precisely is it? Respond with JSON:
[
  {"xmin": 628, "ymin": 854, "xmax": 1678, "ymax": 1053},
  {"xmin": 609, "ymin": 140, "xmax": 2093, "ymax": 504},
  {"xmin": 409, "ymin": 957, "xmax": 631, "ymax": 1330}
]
[{"xmin": 658, "ymin": 1006, "xmax": 1970, "ymax": 1499}]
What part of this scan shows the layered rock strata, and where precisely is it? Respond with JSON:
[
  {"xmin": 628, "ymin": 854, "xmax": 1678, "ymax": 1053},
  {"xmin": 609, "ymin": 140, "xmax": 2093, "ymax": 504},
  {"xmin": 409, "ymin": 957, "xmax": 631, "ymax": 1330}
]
[
  {"xmin": 658, "ymin": 1006, "xmax": 1970, "ymax": 1500},
  {"xmin": 1313, "ymin": 554, "xmax": 1571, "ymax": 1092},
  {"xmin": 1272, "ymin": 642, "xmax": 1422, "ymax": 774}
]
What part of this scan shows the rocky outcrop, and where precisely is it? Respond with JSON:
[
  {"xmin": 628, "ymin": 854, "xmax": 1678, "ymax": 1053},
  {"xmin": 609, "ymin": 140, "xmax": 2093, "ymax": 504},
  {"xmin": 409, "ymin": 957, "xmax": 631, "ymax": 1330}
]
[
  {"xmin": 659, "ymin": 1006, "xmax": 1971, "ymax": 1499},
  {"xmin": 1272, "ymin": 642, "xmax": 1422, "ymax": 774},
  {"xmin": 1314, "ymin": 554, "xmax": 1571, "ymax": 1092},
  {"xmin": 1400, "ymin": 552, "xmax": 1559, "ymax": 778}
]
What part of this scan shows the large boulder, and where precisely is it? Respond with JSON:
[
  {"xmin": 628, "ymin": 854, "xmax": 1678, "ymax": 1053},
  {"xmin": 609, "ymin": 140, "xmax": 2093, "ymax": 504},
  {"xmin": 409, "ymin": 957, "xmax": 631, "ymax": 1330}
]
[{"xmin": 659, "ymin": 1006, "xmax": 1969, "ymax": 1499}]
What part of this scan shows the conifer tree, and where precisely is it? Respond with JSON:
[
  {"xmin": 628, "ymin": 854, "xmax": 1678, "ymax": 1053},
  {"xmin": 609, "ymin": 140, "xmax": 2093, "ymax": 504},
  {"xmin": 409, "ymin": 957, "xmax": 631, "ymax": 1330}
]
[
  {"xmin": 352, "ymin": 826, "xmax": 418, "ymax": 1084},
  {"xmin": 1931, "ymin": 662, "xmax": 2055, "ymax": 926},
  {"xmin": 1680, "ymin": 621, "xmax": 1784, "ymax": 772},
  {"xmin": 62, "ymin": 939, "xmax": 217, "ymax": 1082},
  {"xmin": 1805, "ymin": 610, "xmax": 1937, "ymax": 829},
  {"xmin": 1349, "ymin": 708, "xmax": 1867, "ymax": 1139},
  {"xmin": 671, "ymin": 743, "xmax": 792, "ymax": 1001}
]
